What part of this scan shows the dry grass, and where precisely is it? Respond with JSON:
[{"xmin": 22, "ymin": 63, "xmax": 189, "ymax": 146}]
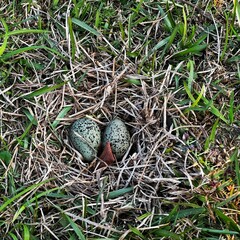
[{"xmin": 0, "ymin": 0, "xmax": 239, "ymax": 239}]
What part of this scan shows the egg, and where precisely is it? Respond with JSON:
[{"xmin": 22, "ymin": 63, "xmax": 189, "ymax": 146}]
[
  {"xmin": 102, "ymin": 118, "xmax": 130, "ymax": 159},
  {"xmin": 69, "ymin": 118, "xmax": 101, "ymax": 162}
]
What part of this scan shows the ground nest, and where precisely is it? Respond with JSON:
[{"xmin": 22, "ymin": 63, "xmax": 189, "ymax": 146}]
[{"xmin": 1, "ymin": 58, "xmax": 207, "ymax": 232}]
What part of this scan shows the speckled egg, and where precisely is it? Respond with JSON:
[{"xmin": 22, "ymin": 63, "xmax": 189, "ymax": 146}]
[
  {"xmin": 102, "ymin": 118, "xmax": 130, "ymax": 159},
  {"xmin": 69, "ymin": 118, "xmax": 101, "ymax": 162}
]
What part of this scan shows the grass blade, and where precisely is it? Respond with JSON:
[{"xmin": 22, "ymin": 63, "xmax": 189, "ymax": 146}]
[
  {"xmin": 191, "ymin": 84, "xmax": 205, "ymax": 107},
  {"xmin": 6, "ymin": 29, "xmax": 49, "ymax": 37},
  {"xmin": 128, "ymin": 14, "xmax": 133, "ymax": 49},
  {"xmin": 105, "ymin": 187, "xmax": 133, "ymax": 200},
  {"xmin": 8, "ymin": 232, "xmax": 18, "ymax": 240},
  {"xmin": 141, "ymin": 36, "xmax": 170, "ymax": 66},
  {"xmin": 51, "ymin": 106, "xmax": 72, "ymax": 129},
  {"xmin": 228, "ymin": 90, "xmax": 234, "ymax": 124},
  {"xmin": 94, "ymin": 3, "xmax": 102, "ymax": 29},
  {"xmin": 182, "ymin": 6, "xmax": 187, "ymax": 43},
  {"xmin": 216, "ymin": 191, "xmax": 240, "ymax": 207},
  {"xmin": 183, "ymin": 81, "xmax": 196, "ymax": 102},
  {"xmin": 215, "ymin": 208, "xmax": 240, "ymax": 232},
  {"xmin": 0, "ymin": 179, "xmax": 52, "ymax": 213},
  {"xmin": 68, "ymin": 17, "xmax": 76, "ymax": 60},
  {"xmin": 221, "ymin": 12, "xmax": 230, "ymax": 61},
  {"xmin": 23, "ymin": 224, "xmax": 30, "ymax": 240},
  {"xmin": 62, "ymin": 213, "xmax": 86, "ymax": 240},
  {"xmin": 137, "ymin": 212, "xmax": 152, "ymax": 221},
  {"xmin": 160, "ymin": 25, "xmax": 179, "ymax": 59},
  {"xmin": 21, "ymin": 81, "xmax": 67, "ymax": 99},
  {"xmin": 128, "ymin": 225, "xmax": 146, "ymax": 240},
  {"xmin": 174, "ymin": 207, "xmax": 206, "ymax": 219},
  {"xmin": 22, "ymin": 108, "xmax": 38, "ymax": 126},
  {"xmin": 158, "ymin": 5, "xmax": 174, "ymax": 31},
  {"xmin": 204, "ymin": 119, "xmax": 219, "ymax": 150},
  {"xmin": 173, "ymin": 43, "xmax": 208, "ymax": 58},
  {"xmin": 16, "ymin": 121, "xmax": 33, "ymax": 147},
  {"xmin": 0, "ymin": 151, "xmax": 12, "ymax": 165},
  {"xmin": 0, "ymin": 19, "xmax": 9, "ymax": 56},
  {"xmin": 12, "ymin": 187, "xmax": 60, "ymax": 222},
  {"xmin": 200, "ymin": 94, "xmax": 228, "ymax": 123},
  {"xmin": 226, "ymin": 55, "xmax": 240, "ymax": 63},
  {"xmin": 0, "ymin": 45, "xmax": 66, "ymax": 61},
  {"xmin": 0, "ymin": 35, "xmax": 8, "ymax": 56},
  {"xmin": 187, "ymin": 60, "xmax": 195, "ymax": 91},
  {"xmin": 200, "ymin": 228, "xmax": 239, "ymax": 235},
  {"xmin": 153, "ymin": 229, "xmax": 181, "ymax": 240},
  {"xmin": 71, "ymin": 18, "xmax": 100, "ymax": 36},
  {"xmin": 123, "ymin": 78, "xmax": 142, "ymax": 85},
  {"xmin": 230, "ymin": 149, "xmax": 240, "ymax": 186}
]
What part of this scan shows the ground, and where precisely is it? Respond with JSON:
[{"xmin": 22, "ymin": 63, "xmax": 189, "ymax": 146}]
[{"xmin": 0, "ymin": 0, "xmax": 239, "ymax": 239}]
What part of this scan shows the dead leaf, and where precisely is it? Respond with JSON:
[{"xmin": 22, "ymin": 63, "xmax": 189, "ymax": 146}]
[{"xmin": 98, "ymin": 142, "xmax": 116, "ymax": 168}]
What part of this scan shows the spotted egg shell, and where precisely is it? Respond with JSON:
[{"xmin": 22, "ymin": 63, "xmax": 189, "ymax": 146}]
[
  {"xmin": 102, "ymin": 118, "xmax": 130, "ymax": 159},
  {"xmin": 69, "ymin": 118, "xmax": 101, "ymax": 162}
]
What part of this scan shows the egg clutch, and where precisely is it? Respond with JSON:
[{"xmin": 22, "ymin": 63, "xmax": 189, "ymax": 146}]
[{"xmin": 69, "ymin": 118, "xmax": 130, "ymax": 163}]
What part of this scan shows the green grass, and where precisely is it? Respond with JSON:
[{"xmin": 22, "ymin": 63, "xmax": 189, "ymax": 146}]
[{"xmin": 0, "ymin": 0, "xmax": 240, "ymax": 239}]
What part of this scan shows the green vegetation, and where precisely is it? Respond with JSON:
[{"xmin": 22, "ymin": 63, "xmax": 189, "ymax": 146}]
[{"xmin": 0, "ymin": 0, "xmax": 239, "ymax": 239}]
